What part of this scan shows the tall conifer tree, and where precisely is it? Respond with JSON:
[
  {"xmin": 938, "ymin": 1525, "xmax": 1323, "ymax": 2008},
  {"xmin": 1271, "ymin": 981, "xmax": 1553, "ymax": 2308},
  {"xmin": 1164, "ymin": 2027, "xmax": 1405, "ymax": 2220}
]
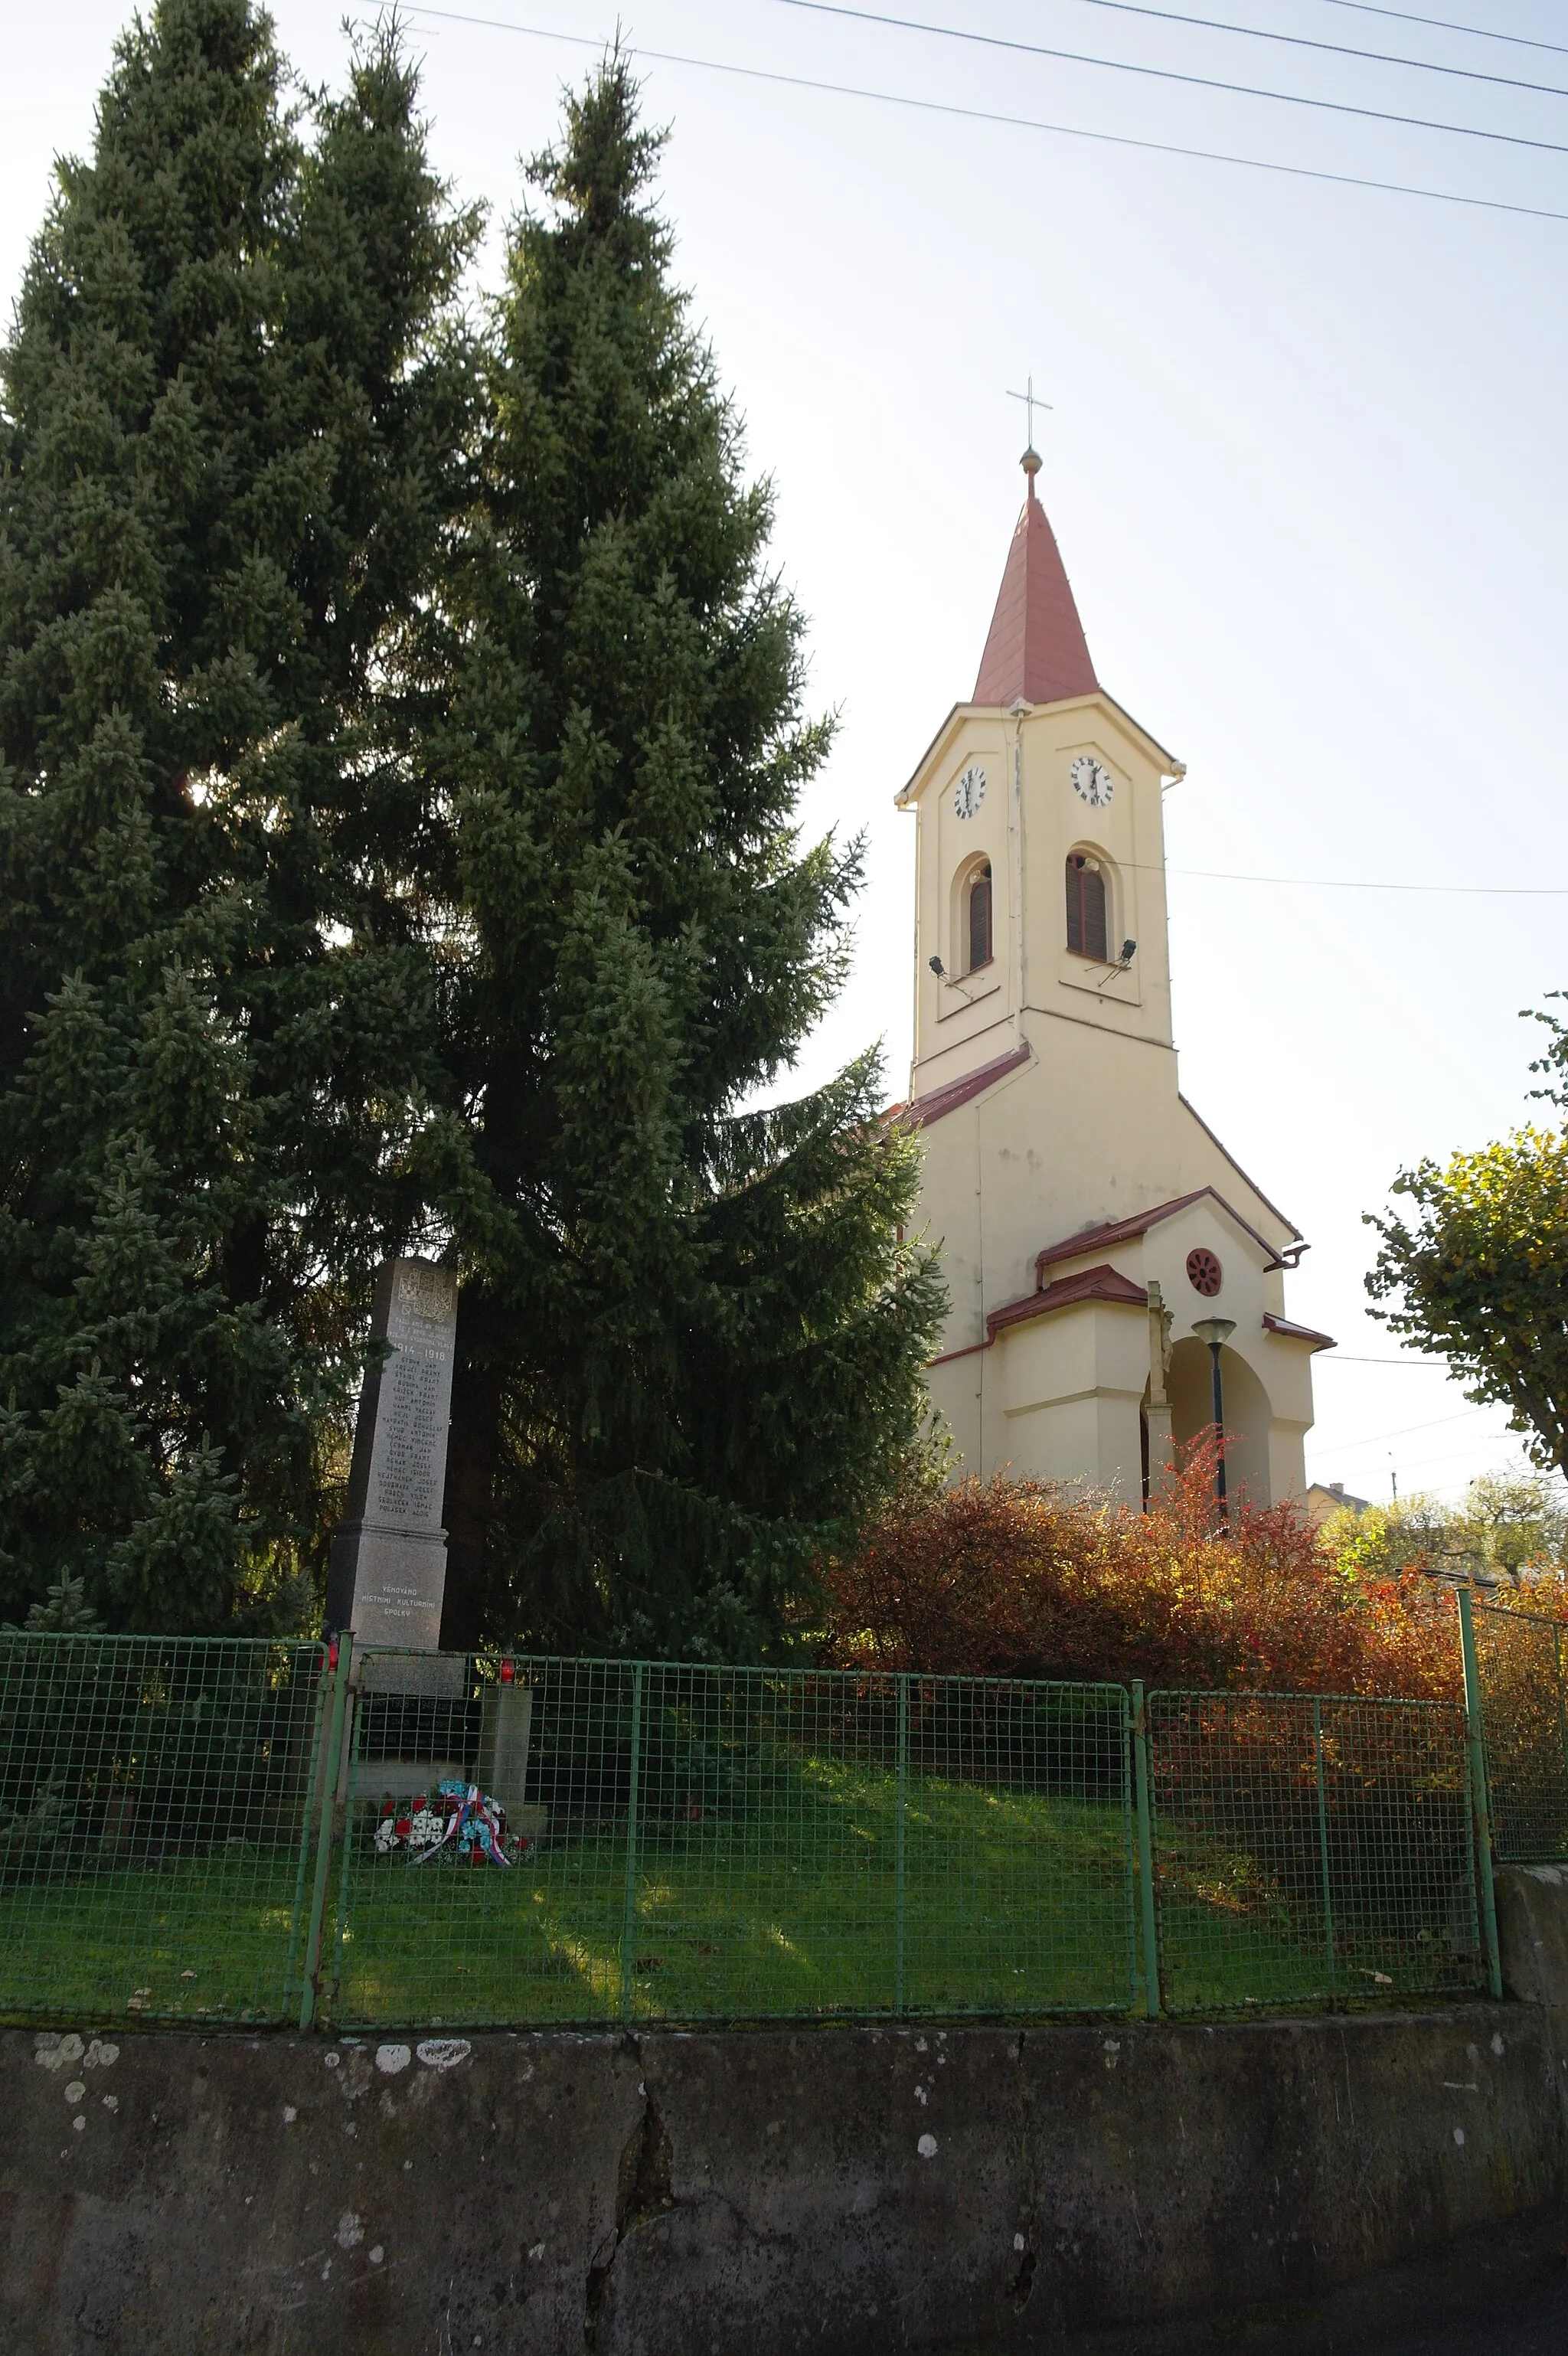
[
  {"xmin": 0, "ymin": 1, "xmax": 478, "ymax": 1628},
  {"xmin": 426, "ymin": 63, "xmax": 942, "ymax": 1657}
]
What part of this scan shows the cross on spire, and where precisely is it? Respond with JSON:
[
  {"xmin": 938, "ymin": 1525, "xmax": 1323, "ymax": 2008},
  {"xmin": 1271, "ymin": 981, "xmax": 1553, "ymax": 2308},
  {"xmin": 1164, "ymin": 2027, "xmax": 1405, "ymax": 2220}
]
[{"xmin": 1007, "ymin": 374, "xmax": 1052, "ymax": 455}]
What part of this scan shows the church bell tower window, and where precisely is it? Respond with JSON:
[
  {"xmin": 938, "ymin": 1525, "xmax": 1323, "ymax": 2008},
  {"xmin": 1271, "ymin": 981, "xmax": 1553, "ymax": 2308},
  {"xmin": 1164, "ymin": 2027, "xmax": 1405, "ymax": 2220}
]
[
  {"xmin": 966, "ymin": 862, "xmax": 993, "ymax": 972},
  {"xmin": 1067, "ymin": 853, "xmax": 1108, "ymax": 962}
]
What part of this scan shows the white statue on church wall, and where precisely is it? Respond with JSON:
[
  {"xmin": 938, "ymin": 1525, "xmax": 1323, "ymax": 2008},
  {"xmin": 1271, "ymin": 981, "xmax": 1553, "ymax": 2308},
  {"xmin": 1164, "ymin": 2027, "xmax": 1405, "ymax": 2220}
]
[{"xmin": 897, "ymin": 445, "xmax": 1329, "ymax": 1507}]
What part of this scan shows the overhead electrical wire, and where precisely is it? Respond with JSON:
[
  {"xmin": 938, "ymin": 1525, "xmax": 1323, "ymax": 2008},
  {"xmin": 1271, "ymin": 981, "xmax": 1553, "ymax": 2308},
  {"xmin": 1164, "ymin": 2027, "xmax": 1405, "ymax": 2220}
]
[
  {"xmin": 1324, "ymin": 1354, "xmax": 1449, "ymax": 1366},
  {"xmin": 1106, "ymin": 854, "xmax": 1568, "ymax": 894},
  {"xmin": 766, "ymin": 0, "xmax": 1568, "ymax": 163},
  {"xmin": 1318, "ymin": 1, "xmax": 1568, "ymax": 64},
  {"xmin": 399, "ymin": 7, "xmax": 1568, "ymax": 226},
  {"xmin": 1166, "ymin": 865, "xmax": 1568, "ymax": 894},
  {"xmin": 777, "ymin": 0, "xmax": 1568, "ymax": 103},
  {"xmin": 1305, "ymin": 1402, "xmax": 1490, "ymax": 1450}
]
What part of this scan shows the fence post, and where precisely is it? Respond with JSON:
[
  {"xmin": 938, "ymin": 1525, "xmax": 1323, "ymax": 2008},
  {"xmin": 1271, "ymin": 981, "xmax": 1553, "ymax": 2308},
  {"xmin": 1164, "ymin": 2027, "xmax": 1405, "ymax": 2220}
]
[
  {"xmin": 283, "ymin": 1651, "xmax": 332, "ymax": 2008},
  {"xmin": 1554, "ymin": 1626, "xmax": 1568, "ymax": 1813},
  {"xmin": 299, "ymin": 1633, "xmax": 352, "ymax": 2032},
  {"xmin": 619, "ymin": 1663, "xmax": 645, "ymax": 2024},
  {"xmin": 1456, "ymin": 1584, "xmax": 1504, "ymax": 2000},
  {"xmin": 893, "ymin": 1674, "xmax": 909, "ymax": 2017},
  {"xmin": 1131, "ymin": 1681, "xmax": 1161, "ymax": 2019},
  {"xmin": 1312, "ymin": 1698, "xmax": 1338, "ymax": 2000}
]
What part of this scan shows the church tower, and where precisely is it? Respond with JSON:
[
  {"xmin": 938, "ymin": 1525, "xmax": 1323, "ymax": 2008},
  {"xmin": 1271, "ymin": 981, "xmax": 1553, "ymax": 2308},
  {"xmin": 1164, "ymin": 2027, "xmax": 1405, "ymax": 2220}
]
[{"xmin": 898, "ymin": 448, "xmax": 1329, "ymax": 1503}]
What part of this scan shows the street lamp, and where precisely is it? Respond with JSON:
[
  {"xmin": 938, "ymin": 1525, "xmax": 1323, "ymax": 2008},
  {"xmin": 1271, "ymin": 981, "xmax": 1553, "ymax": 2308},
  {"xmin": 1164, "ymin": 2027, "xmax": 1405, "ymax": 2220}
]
[{"xmin": 1191, "ymin": 1317, "xmax": 1236, "ymax": 1520}]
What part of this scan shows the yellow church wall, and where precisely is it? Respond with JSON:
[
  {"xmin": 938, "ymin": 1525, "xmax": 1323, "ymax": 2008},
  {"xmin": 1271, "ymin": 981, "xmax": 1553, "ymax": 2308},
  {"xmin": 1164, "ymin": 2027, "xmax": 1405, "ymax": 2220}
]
[
  {"xmin": 1003, "ymin": 1389, "xmax": 1144, "ymax": 1496},
  {"xmin": 924, "ymin": 1348, "xmax": 985, "ymax": 1479},
  {"xmin": 997, "ymin": 1300, "xmax": 1148, "ymax": 1494},
  {"xmin": 913, "ymin": 1038, "xmax": 1298, "ymax": 1361},
  {"xmin": 913, "ymin": 1086, "xmax": 1318, "ymax": 1505}
]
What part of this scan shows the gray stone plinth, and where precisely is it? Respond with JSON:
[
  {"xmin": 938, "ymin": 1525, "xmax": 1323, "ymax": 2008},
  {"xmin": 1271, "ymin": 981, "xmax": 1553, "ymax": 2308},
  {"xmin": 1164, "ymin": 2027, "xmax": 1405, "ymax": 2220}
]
[
  {"xmin": 335, "ymin": 1528, "xmax": 449, "ymax": 1651},
  {"xmin": 478, "ymin": 1681, "xmax": 535, "ymax": 1819},
  {"xmin": 1496, "ymin": 1862, "xmax": 1568, "ymax": 2004}
]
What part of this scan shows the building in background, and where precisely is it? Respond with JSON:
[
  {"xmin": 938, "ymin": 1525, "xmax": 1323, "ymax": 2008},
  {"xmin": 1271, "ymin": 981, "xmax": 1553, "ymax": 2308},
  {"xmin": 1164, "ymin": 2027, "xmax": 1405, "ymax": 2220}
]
[
  {"xmin": 897, "ymin": 446, "xmax": 1331, "ymax": 1504},
  {"xmin": 1304, "ymin": 1481, "xmax": 1371, "ymax": 1528}
]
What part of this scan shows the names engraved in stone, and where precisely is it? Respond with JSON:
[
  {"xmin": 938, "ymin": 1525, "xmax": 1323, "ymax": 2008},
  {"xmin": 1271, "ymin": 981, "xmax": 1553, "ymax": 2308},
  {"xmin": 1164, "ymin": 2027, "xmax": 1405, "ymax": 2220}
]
[
  {"xmin": 368, "ymin": 1352, "xmax": 448, "ymax": 1526},
  {"xmin": 328, "ymin": 1256, "xmax": 458, "ymax": 1651},
  {"xmin": 364, "ymin": 1262, "xmax": 457, "ymax": 1533}
]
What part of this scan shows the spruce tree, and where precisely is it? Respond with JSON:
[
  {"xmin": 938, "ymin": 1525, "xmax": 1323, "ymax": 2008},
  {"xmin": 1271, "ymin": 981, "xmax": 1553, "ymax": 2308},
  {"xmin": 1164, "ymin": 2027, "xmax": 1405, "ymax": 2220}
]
[
  {"xmin": 0, "ymin": 1, "xmax": 478, "ymax": 1629},
  {"xmin": 426, "ymin": 62, "xmax": 942, "ymax": 1658}
]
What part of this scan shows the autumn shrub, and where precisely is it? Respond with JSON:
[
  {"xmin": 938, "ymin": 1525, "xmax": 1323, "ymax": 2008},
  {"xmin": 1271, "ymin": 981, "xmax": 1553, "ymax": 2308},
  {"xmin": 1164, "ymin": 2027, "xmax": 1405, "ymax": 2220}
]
[{"xmin": 821, "ymin": 1438, "xmax": 1465, "ymax": 1700}]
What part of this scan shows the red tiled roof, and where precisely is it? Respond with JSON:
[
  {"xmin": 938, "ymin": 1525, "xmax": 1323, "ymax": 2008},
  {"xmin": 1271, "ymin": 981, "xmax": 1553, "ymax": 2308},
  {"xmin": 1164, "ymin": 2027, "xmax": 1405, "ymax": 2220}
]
[
  {"xmin": 987, "ymin": 1261, "xmax": 1148, "ymax": 1338},
  {"xmin": 1034, "ymin": 1191, "xmax": 1202, "ymax": 1276},
  {"xmin": 1034, "ymin": 1187, "xmax": 1289, "ymax": 1281},
  {"xmin": 897, "ymin": 1042, "xmax": 1031, "ymax": 1130},
  {"xmin": 1263, "ymin": 1312, "xmax": 1336, "ymax": 1351},
  {"xmin": 972, "ymin": 484, "xmax": 1098, "ymax": 709}
]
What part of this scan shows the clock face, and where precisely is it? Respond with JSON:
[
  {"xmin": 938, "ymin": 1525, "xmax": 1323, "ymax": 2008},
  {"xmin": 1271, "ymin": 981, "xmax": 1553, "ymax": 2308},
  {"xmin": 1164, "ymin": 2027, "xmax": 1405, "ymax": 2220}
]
[
  {"xmin": 952, "ymin": 764, "xmax": 986, "ymax": 821},
  {"xmin": 1070, "ymin": 753, "xmax": 1113, "ymax": 809}
]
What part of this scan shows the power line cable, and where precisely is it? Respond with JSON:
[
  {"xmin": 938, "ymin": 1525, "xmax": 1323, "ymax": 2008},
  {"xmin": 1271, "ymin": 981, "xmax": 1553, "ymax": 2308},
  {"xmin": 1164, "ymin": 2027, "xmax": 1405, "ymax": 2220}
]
[
  {"xmin": 1318, "ymin": 2, "xmax": 1568, "ymax": 64},
  {"xmin": 1308, "ymin": 1403, "xmax": 1491, "ymax": 1449},
  {"xmin": 1325, "ymin": 1353, "xmax": 1450, "ymax": 1364},
  {"xmin": 1168, "ymin": 864, "xmax": 1568, "ymax": 893},
  {"xmin": 777, "ymin": 0, "xmax": 1568, "ymax": 105},
  {"xmin": 1371, "ymin": 1439, "xmax": 1524, "ymax": 1476},
  {"xmin": 766, "ymin": 0, "xmax": 1568, "ymax": 162},
  {"xmin": 398, "ymin": 7, "xmax": 1568, "ymax": 227},
  {"xmin": 1110, "ymin": 854, "xmax": 1568, "ymax": 893}
]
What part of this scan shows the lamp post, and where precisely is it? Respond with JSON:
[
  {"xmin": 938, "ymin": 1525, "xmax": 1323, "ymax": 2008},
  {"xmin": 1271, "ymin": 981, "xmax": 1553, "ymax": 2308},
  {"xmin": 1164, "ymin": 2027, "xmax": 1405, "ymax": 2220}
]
[{"xmin": 1191, "ymin": 1316, "xmax": 1236, "ymax": 1521}]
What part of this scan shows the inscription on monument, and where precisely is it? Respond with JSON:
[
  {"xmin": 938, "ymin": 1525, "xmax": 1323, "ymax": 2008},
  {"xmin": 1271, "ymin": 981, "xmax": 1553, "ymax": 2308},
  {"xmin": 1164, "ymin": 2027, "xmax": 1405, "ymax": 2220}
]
[
  {"xmin": 367, "ymin": 1348, "xmax": 448, "ymax": 1525},
  {"xmin": 365, "ymin": 1275, "xmax": 452, "ymax": 1530},
  {"xmin": 325, "ymin": 1258, "xmax": 459, "ymax": 1653}
]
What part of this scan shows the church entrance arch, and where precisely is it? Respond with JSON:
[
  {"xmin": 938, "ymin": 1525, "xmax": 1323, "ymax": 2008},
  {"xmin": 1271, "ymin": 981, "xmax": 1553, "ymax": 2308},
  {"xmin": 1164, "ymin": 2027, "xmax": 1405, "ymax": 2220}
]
[{"xmin": 1166, "ymin": 1336, "xmax": 1272, "ymax": 1508}]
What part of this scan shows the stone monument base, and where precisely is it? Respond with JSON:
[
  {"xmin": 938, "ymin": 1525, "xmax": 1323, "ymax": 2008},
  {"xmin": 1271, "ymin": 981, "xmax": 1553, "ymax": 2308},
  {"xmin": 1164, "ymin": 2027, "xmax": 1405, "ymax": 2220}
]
[
  {"xmin": 354, "ymin": 1647, "xmax": 468, "ymax": 1699},
  {"xmin": 477, "ymin": 1681, "xmax": 534, "ymax": 1818},
  {"xmin": 326, "ymin": 1524, "xmax": 449, "ymax": 1653}
]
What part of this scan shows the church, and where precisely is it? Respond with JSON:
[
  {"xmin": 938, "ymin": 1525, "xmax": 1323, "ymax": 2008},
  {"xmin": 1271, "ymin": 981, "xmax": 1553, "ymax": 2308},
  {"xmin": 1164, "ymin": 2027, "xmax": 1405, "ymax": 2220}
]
[{"xmin": 898, "ymin": 445, "xmax": 1331, "ymax": 1505}]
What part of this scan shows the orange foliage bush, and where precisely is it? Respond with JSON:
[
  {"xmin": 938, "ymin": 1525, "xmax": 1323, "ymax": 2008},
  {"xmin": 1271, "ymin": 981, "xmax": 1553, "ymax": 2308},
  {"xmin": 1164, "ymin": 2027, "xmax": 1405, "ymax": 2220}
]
[{"xmin": 821, "ymin": 1439, "xmax": 1462, "ymax": 1700}]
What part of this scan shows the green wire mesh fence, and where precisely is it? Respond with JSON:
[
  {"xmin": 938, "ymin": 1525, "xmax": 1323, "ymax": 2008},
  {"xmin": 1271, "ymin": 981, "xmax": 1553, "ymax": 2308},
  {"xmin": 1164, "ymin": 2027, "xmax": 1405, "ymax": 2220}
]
[
  {"xmin": 1143, "ymin": 1690, "xmax": 1482, "ymax": 2011},
  {"xmin": 329, "ymin": 1654, "xmax": 1138, "ymax": 2028},
  {"xmin": 1471, "ymin": 1600, "xmax": 1568, "ymax": 1864},
  {"xmin": 0, "ymin": 1633, "xmax": 328, "ymax": 2025},
  {"xmin": 0, "ymin": 1634, "xmax": 1494, "ymax": 2030}
]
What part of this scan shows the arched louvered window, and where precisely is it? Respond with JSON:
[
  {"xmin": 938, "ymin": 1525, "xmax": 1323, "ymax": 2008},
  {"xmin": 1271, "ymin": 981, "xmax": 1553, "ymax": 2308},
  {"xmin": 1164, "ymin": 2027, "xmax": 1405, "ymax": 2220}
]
[
  {"xmin": 1066, "ymin": 853, "xmax": 1108, "ymax": 961},
  {"xmin": 966, "ymin": 862, "xmax": 993, "ymax": 972}
]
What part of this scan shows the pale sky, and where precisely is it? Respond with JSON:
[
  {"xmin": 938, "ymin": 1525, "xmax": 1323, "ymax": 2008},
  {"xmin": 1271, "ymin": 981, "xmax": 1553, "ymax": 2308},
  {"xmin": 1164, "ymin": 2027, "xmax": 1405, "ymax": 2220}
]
[{"xmin": 6, "ymin": 0, "xmax": 1568, "ymax": 1511}]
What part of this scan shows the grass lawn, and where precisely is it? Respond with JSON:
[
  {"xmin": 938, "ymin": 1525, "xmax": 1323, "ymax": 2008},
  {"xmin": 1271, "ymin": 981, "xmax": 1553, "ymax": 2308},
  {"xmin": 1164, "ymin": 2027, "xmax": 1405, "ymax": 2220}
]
[
  {"xmin": 0, "ymin": 1843, "xmax": 315, "ymax": 2025},
  {"xmin": 1152, "ymin": 1825, "xmax": 1485, "ymax": 2011},
  {"xmin": 0, "ymin": 1756, "xmax": 1485, "ymax": 2030},
  {"xmin": 332, "ymin": 1766, "xmax": 1140, "ymax": 2028}
]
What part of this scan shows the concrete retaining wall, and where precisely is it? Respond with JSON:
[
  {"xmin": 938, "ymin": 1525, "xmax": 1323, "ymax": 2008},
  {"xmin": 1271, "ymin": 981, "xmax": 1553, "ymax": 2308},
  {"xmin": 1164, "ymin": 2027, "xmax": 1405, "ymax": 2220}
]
[{"xmin": 2, "ymin": 2008, "xmax": 1566, "ymax": 2354}]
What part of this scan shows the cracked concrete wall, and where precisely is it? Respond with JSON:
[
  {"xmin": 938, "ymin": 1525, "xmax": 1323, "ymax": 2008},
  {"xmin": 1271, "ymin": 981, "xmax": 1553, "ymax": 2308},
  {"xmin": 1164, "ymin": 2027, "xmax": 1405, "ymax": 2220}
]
[{"xmin": 2, "ymin": 2008, "xmax": 1565, "ymax": 2354}]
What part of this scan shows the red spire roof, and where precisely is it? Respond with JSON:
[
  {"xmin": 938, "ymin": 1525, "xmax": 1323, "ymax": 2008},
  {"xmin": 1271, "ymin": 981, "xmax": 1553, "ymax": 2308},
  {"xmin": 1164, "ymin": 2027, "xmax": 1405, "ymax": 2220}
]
[{"xmin": 972, "ymin": 467, "xmax": 1098, "ymax": 708}]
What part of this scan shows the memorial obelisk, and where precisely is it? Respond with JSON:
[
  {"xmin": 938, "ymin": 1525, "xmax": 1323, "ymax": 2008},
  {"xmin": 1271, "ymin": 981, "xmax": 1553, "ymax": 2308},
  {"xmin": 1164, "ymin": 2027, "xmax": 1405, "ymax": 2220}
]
[{"xmin": 325, "ymin": 1257, "xmax": 459, "ymax": 1650}]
